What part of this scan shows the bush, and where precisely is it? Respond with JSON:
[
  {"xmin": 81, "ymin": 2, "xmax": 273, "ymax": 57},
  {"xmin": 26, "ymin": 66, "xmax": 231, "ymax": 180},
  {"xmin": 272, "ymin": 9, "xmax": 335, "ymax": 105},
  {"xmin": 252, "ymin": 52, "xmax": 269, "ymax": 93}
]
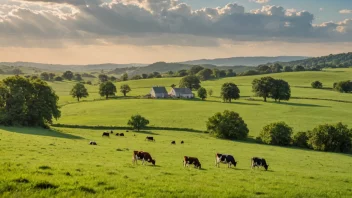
[
  {"xmin": 54, "ymin": 76, "xmax": 63, "ymax": 81},
  {"xmin": 307, "ymin": 123, "xmax": 352, "ymax": 153},
  {"xmin": 206, "ymin": 110, "xmax": 249, "ymax": 140},
  {"xmin": 259, "ymin": 122, "xmax": 293, "ymax": 146},
  {"xmin": 333, "ymin": 80, "xmax": 352, "ymax": 93},
  {"xmin": 311, "ymin": 81, "xmax": 323, "ymax": 89},
  {"xmin": 293, "ymin": 132, "xmax": 309, "ymax": 148}
]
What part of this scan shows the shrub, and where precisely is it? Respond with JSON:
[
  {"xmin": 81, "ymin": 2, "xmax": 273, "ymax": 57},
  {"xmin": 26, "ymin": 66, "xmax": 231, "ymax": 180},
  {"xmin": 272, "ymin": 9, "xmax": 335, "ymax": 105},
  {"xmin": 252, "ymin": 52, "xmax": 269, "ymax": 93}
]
[
  {"xmin": 259, "ymin": 122, "xmax": 293, "ymax": 146},
  {"xmin": 311, "ymin": 81, "xmax": 323, "ymax": 89},
  {"xmin": 293, "ymin": 132, "xmax": 309, "ymax": 148},
  {"xmin": 206, "ymin": 110, "xmax": 249, "ymax": 140},
  {"xmin": 333, "ymin": 80, "xmax": 352, "ymax": 93},
  {"xmin": 54, "ymin": 76, "xmax": 63, "ymax": 81},
  {"xmin": 307, "ymin": 123, "xmax": 352, "ymax": 153}
]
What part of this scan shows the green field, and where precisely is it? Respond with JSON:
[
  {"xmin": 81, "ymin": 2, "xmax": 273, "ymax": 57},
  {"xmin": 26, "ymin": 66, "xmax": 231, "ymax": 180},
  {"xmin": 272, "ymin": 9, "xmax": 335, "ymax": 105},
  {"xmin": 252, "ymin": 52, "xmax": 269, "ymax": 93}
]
[{"xmin": 1, "ymin": 68, "xmax": 352, "ymax": 197}]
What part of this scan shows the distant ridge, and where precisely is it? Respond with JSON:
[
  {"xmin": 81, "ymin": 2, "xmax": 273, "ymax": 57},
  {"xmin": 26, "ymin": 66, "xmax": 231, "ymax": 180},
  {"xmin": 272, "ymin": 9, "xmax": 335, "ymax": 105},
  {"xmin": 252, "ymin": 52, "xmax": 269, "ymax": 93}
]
[{"xmin": 180, "ymin": 56, "xmax": 308, "ymax": 66}]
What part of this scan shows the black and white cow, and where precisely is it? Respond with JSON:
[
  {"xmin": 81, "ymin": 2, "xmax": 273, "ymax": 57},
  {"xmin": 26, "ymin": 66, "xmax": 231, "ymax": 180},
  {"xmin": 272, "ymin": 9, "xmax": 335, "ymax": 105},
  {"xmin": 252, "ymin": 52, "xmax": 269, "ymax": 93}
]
[
  {"xmin": 215, "ymin": 153, "xmax": 237, "ymax": 168},
  {"xmin": 251, "ymin": 157, "xmax": 269, "ymax": 170}
]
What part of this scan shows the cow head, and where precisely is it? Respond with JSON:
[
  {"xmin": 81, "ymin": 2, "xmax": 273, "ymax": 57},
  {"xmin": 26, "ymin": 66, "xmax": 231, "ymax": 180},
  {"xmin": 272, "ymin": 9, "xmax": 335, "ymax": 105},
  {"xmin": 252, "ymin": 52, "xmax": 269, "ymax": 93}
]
[
  {"xmin": 198, "ymin": 163, "xmax": 201, "ymax": 169},
  {"xmin": 216, "ymin": 153, "xmax": 222, "ymax": 158},
  {"xmin": 233, "ymin": 161, "xmax": 237, "ymax": 167},
  {"xmin": 151, "ymin": 159, "xmax": 156, "ymax": 165},
  {"xmin": 264, "ymin": 164, "xmax": 269, "ymax": 170}
]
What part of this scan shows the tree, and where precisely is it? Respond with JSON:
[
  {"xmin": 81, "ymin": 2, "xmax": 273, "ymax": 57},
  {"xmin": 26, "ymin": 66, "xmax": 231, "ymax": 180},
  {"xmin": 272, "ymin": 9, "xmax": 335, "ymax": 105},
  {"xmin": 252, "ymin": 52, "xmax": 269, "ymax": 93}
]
[
  {"xmin": 171, "ymin": 84, "xmax": 176, "ymax": 88},
  {"xmin": 40, "ymin": 72, "xmax": 50, "ymax": 81},
  {"xmin": 141, "ymin": 74, "xmax": 148, "ymax": 79},
  {"xmin": 307, "ymin": 123, "xmax": 352, "ymax": 153},
  {"xmin": 270, "ymin": 79, "xmax": 291, "ymax": 102},
  {"xmin": 259, "ymin": 122, "xmax": 293, "ymax": 146},
  {"xmin": 197, "ymin": 68, "xmax": 213, "ymax": 81},
  {"xmin": 311, "ymin": 81, "xmax": 323, "ymax": 89},
  {"xmin": 11, "ymin": 68, "xmax": 22, "ymax": 75},
  {"xmin": 70, "ymin": 83, "xmax": 89, "ymax": 101},
  {"xmin": 206, "ymin": 110, "xmax": 249, "ymax": 140},
  {"xmin": 252, "ymin": 77, "xmax": 275, "ymax": 102},
  {"xmin": 257, "ymin": 65, "xmax": 271, "ymax": 73},
  {"xmin": 212, "ymin": 69, "xmax": 220, "ymax": 78},
  {"xmin": 110, "ymin": 76, "xmax": 117, "ymax": 82},
  {"xmin": 0, "ymin": 76, "xmax": 60, "ymax": 127},
  {"xmin": 208, "ymin": 89, "xmax": 213, "ymax": 96},
  {"xmin": 98, "ymin": 74, "xmax": 108, "ymax": 83},
  {"xmin": 197, "ymin": 87, "xmax": 207, "ymax": 100},
  {"xmin": 99, "ymin": 81, "xmax": 117, "ymax": 99},
  {"xmin": 271, "ymin": 63, "xmax": 283, "ymax": 73},
  {"xmin": 189, "ymin": 65, "xmax": 204, "ymax": 75},
  {"xmin": 152, "ymin": 72, "xmax": 162, "ymax": 78},
  {"xmin": 167, "ymin": 71, "xmax": 174, "ymax": 76},
  {"xmin": 226, "ymin": 69, "xmax": 236, "ymax": 77},
  {"xmin": 294, "ymin": 65, "xmax": 305, "ymax": 72},
  {"xmin": 177, "ymin": 70, "xmax": 188, "ymax": 77},
  {"xmin": 293, "ymin": 132, "xmax": 309, "ymax": 148},
  {"xmin": 62, "ymin": 71, "xmax": 74, "ymax": 81},
  {"xmin": 334, "ymin": 80, "xmax": 352, "ymax": 93},
  {"xmin": 219, "ymin": 70, "xmax": 227, "ymax": 78},
  {"xmin": 147, "ymin": 73, "xmax": 154, "ymax": 78},
  {"xmin": 131, "ymin": 75, "xmax": 142, "ymax": 80},
  {"xmin": 54, "ymin": 76, "xmax": 63, "ymax": 81},
  {"xmin": 74, "ymin": 74, "xmax": 83, "ymax": 81},
  {"xmin": 86, "ymin": 80, "xmax": 92, "ymax": 85},
  {"xmin": 221, "ymin": 82, "xmax": 240, "ymax": 103},
  {"xmin": 48, "ymin": 73, "xmax": 55, "ymax": 81},
  {"xmin": 121, "ymin": 73, "xmax": 128, "ymax": 81},
  {"xmin": 127, "ymin": 114, "xmax": 150, "ymax": 131},
  {"xmin": 283, "ymin": 66, "xmax": 293, "ymax": 72},
  {"xmin": 179, "ymin": 75, "xmax": 201, "ymax": 90},
  {"xmin": 120, "ymin": 84, "xmax": 131, "ymax": 97}
]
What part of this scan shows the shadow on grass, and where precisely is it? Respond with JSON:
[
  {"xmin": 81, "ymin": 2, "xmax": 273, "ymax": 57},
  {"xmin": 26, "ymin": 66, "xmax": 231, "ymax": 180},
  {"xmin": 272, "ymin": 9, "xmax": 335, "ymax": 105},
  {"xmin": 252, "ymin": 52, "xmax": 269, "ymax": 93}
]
[
  {"xmin": 0, "ymin": 126, "xmax": 83, "ymax": 140},
  {"xmin": 134, "ymin": 130, "xmax": 159, "ymax": 135},
  {"xmin": 267, "ymin": 101, "xmax": 330, "ymax": 108},
  {"xmin": 186, "ymin": 97, "xmax": 261, "ymax": 106}
]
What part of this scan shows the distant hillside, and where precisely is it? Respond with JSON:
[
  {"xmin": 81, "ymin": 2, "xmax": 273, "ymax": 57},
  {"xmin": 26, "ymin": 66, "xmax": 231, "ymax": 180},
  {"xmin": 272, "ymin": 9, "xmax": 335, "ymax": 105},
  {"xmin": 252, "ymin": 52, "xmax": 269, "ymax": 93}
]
[{"xmin": 181, "ymin": 56, "xmax": 308, "ymax": 66}]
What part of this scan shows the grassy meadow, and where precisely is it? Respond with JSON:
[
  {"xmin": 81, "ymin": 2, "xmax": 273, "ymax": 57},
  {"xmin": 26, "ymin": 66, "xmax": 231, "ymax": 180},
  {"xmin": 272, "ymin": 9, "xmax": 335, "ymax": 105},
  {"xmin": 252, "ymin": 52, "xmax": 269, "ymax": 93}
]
[{"xmin": 1, "ymin": 68, "xmax": 352, "ymax": 197}]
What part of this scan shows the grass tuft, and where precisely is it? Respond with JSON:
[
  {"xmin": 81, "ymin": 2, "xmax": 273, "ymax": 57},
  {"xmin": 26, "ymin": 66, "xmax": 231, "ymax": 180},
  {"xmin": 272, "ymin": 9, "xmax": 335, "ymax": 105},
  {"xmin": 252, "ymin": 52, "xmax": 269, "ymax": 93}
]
[
  {"xmin": 78, "ymin": 186, "xmax": 96, "ymax": 194},
  {"xmin": 13, "ymin": 178, "xmax": 29, "ymax": 183},
  {"xmin": 34, "ymin": 181, "xmax": 58, "ymax": 189},
  {"xmin": 38, "ymin": 165, "xmax": 51, "ymax": 170}
]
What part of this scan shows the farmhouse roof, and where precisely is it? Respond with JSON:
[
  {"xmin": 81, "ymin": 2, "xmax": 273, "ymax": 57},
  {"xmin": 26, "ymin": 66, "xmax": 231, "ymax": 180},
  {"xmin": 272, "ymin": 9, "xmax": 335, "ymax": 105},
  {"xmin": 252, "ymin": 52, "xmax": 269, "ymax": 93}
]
[
  {"xmin": 152, "ymin": 86, "xmax": 168, "ymax": 94},
  {"xmin": 172, "ymin": 88, "xmax": 193, "ymax": 95}
]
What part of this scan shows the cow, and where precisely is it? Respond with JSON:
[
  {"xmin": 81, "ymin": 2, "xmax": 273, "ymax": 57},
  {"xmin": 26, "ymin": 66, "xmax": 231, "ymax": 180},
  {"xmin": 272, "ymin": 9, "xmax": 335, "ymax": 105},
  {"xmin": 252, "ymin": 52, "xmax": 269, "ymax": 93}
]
[
  {"xmin": 132, "ymin": 151, "xmax": 156, "ymax": 165},
  {"xmin": 251, "ymin": 157, "xmax": 269, "ymax": 171},
  {"xmin": 171, "ymin": 141, "xmax": 176, "ymax": 145},
  {"xmin": 215, "ymin": 153, "xmax": 237, "ymax": 168},
  {"xmin": 120, "ymin": 133, "xmax": 125, "ymax": 136},
  {"xmin": 183, "ymin": 156, "xmax": 201, "ymax": 169},
  {"xmin": 110, "ymin": 130, "xmax": 114, "ymax": 134},
  {"xmin": 145, "ymin": 136, "xmax": 155, "ymax": 142},
  {"xmin": 126, "ymin": 130, "xmax": 129, "ymax": 132},
  {"xmin": 102, "ymin": 132, "xmax": 110, "ymax": 137},
  {"xmin": 181, "ymin": 141, "xmax": 184, "ymax": 144},
  {"xmin": 89, "ymin": 141, "xmax": 97, "ymax": 145}
]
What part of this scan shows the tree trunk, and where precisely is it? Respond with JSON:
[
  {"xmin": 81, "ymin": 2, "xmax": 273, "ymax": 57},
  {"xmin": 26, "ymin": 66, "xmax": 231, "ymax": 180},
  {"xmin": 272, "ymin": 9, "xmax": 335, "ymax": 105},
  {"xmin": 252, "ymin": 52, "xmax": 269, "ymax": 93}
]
[
  {"xmin": 106, "ymin": 95, "xmax": 108, "ymax": 99},
  {"xmin": 229, "ymin": 98, "xmax": 231, "ymax": 103},
  {"xmin": 264, "ymin": 97, "xmax": 267, "ymax": 102},
  {"xmin": 77, "ymin": 97, "xmax": 80, "ymax": 102},
  {"xmin": 124, "ymin": 92, "xmax": 126, "ymax": 97}
]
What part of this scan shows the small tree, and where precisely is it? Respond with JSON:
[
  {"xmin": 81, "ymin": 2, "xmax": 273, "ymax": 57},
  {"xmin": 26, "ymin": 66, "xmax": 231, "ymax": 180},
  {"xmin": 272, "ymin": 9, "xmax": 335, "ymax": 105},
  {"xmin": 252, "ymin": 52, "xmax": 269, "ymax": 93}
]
[
  {"xmin": 70, "ymin": 83, "xmax": 89, "ymax": 101},
  {"xmin": 283, "ymin": 66, "xmax": 293, "ymax": 72},
  {"xmin": 62, "ymin": 71, "xmax": 74, "ymax": 81},
  {"xmin": 197, "ymin": 68, "xmax": 213, "ymax": 81},
  {"xmin": 293, "ymin": 132, "xmax": 309, "ymax": 148},
  {"xmin": 294, "ymin": 65, "xmax": 305, "ymax": 72},
  {"xmin": 252, "ymin": 77, "xmax": 275, "ymax": 102},
  {"xmin": 179, "ymin": 75, "xmax": 201, "ymax": 90},
  {"xmin": 141, "ymin": 74, "xmax": 148, "ymax": 79},
  {"xmin": 98, "ymin": 74, "xmax": 109, "ymax": 83},
  {"xmin": 120, "ymin": 84, "xmax": 131, "ymax": 97},
  {"xmin": 206, "ymin": 110, "xmax": 249, "ymax": 140},
  {"xmin": 48, "ymin": 73, "xmax": 55, "ymax": 81},
  {"xmin": 99, "ymin": 81, "xmax": 117, "ymax": 99},
  {"xmin": 110, "ymin": 76, "xmax": 117, "ymax": 82},
  {"xmin": 74, "ymin": 74, "xmax": 83, "ymax": 81},
  {"xmin": 127, "ymin": 114, "xmax": 150, "ymax": 131},
  {"xmin": 259, "ymin": 122, "xmax": 293, "ymax": 146},
  {"xmin": 197, "ymin": 87, "xmax": 207, "ymax": 100},
  {"xmin": 333, "ymin": 80, "xmax": 352, "ymax": 93},
  {"xmin": 40, "ymin": 72, "xmax": 50, "ymax": 81},
  {"xmin": 221, "ymin": 82, "xmax": 240, "ymax": 103},
  {"xmin": 208, "ymin": 89, "xmax": 213, "ymax": 97},
  {"xmin": 270, "ymin": 79, "xmax": 291, "ymax": 102},
  {"xmin": 189, "ymin": 65, "xmax": 204, "ymax": 75},
  {"xmin": 311, "ymin": 81, "xmax": 323, "ymax": 89},
  {"xmin": 121, "ymin": 73, "xmax": 129, "ymax": 81},
  {"xmin": 226, "ymin": 69, "xmax": 236, "ymax": 77}
]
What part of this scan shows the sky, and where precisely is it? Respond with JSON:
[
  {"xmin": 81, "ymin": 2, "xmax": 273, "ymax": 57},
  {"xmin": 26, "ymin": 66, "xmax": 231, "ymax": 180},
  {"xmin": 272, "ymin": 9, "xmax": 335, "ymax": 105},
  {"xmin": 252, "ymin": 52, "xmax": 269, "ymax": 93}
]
[{"xmin": 0, "ymin": 0, "xmax": 351, "ymax": 64}]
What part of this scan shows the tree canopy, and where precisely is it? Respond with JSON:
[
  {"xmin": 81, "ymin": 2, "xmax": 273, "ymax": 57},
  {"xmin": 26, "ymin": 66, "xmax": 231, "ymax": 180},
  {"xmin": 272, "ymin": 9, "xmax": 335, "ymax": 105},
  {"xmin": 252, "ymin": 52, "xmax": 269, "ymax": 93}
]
[
  {"xmin": 98, "ymin": 74, "xmax": 109, "ymax": 83},
  {"xmin": 99, "ymin": 81, "xmax": 117, "ymax": 99},
  {"xmin": 179, "ymin": 75, "xmax": 201, "ymax": 90},
  {"xmin": 270, "ymin": 79, "xmax": 291, "ymax": 102},
  {"xmin": 252, "ymin": 77, "xmax": 274, "ymax": 102},
  {"xmin": 120, "ymin": 84, "xmax": 131, "ymax": 97},
  {"xmin": 259, "ymin": 122, "xmax": 293, "ymax": 146},
  {"xmin": 121, "ymin": 73, "xmax": 129, "ymax": 81},
  {"xmin": 220, "ymin": 82, "xmax": 240, "ymax": 103},
  {"xmin": 197, "ymin": 87, "xmax": 207, "ymax": 100},
  {"xmin": 127, "ymin": 114, "xmax": 150, "ymax": 131},
  {"xmin": 311, "ymin": 81, "xmax": 323, "ymax": 89},
  {"xmin": 189, "ymin": 65, "xmax": 204, "ymax": 75},
  {"xmin": 70, "ymin": 83, "xmax": 89, "ymax": 101},
  {"xmin": 197, "ymin": 68, "xmax": 213, "ymax": 81},
  {"xmin": 62, "ymin": 71, "xmax": 74, "ymax": 81}
]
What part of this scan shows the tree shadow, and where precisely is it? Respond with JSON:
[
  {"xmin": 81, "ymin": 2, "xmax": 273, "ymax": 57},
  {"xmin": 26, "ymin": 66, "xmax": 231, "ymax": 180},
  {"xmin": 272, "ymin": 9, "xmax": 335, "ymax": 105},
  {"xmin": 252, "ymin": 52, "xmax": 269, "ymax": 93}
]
[
  {"xmin": 0, "ymin": 126, "xmax": 83, "ymax": 139},
  {"xmin": 267, "ymin": 101, "xmax": 330, "ymax": 108},
  {"xmin": 133, "ymin": 130, "xmax": 159, "ymax": 135},
  {"xmin": 185, "ymin": 98, "xmax": 261, "ymax": 106}
]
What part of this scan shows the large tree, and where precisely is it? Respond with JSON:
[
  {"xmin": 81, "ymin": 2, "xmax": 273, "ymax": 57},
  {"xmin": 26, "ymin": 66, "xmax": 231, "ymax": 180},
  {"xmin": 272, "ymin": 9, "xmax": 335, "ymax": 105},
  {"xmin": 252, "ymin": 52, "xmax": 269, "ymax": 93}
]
[
  {"xmin": 252, "ymin": 77, "xmax": 275, "ymax": 102},
  {"xmin": 99, "ymin": 81, "xmax": 117, "ymax": 99},
  {"xmin": 120, "ymin": 84, "xmax": 131, "ymax": 97},
  {"xmin": 0, "ymin": 76, "xmax": 60, "ymax": 127},
  {"xmin": 220, "ymin": 82, "xmax": 240, "ymax": 103},
  {"xmin": 270, "ymin": 79, "xmax": 291, "ymax": 102},
  {"xmin": 70, "ymin": 83, "xmax": 89, "ymax": 101},
  {"xmin": 197, "ymin": 68, "xmax": 213, "ymax": 81},
  {"xmin": 62, "ymin": 71, "xmax": 74, "ymax": 81},
  {"xmin": 179, "ymin": 75, "xmax": 201, "ymax": 90},
  {"xmin": 197, "ymin": 87, "xmax": 207, "ymax": 100},
  {"xmin": 127, "ymin": 114, "xmax": 150, "ymax": 131}
]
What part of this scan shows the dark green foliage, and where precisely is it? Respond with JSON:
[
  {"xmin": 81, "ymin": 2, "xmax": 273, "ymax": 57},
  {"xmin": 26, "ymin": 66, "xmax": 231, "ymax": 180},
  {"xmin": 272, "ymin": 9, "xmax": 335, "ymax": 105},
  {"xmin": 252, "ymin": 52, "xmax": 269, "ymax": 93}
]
[
  {"xmin": 171, "ymin": 84, "xmax": 176, "ymax": 88},
  {"xmin": 141, "ymin": 74, "xmax": 148, "ymax": 79},
  {"xmin": 177, "ymin": 70, "xmax": 188, "ymax": 77},
  {"xmin": 127, "ymin": 114, "xmax": 149, "ymax": 131},
  {"xmin": 86, "ymin": 81, "xmax": 92, "ymax": 85},
  {"xmin": 259, "ymin": 122, "xmax": 293, "ymax": 146},
  {"xmin": 208, "ymin": 89, "xmax": 213, "ymax": 96},
  {"xmin": 110, "ymin": 76, "xmax": 117, "ymax": 82},
  {"xmin": 226, "ymin": 69, "xmax": 236, "ymax": 77},
  {"xmin": 333, "ymin": 80, "xmax": 352, "ymax": 93},
  {"xmin": 34, "ymin": 181, "xmax": 58, "ymax": 189},
  {"xmin": 11, "ymin": 68, "xmax": 22, "ymax": 75},
  {"xmin": 197, "ymin": 87, "xmax": 207, "ymax": 100},
  {"xmin": 179, "ymin": 75, "xmax": 201, "ymax": 90},
  {"xmin": 212, "ymin": 69, "xmax": 220, "ymax": 78},
  {"xmin": 78, "ymin": 186, "xmax": 96, "ymax": 194},
  {"xmin": 0, "ymin": 76, "xmax": 60, "ymax": 127},
  {"xmin": 70, "ymin": 83, "xmax": 89, "ymax": 101},
  {"xmin": 120, "ymin": 84, "xmax": 131, "ymax": 97},
  {"xmin": 13, "ymin": 178, "xmax": 29, "ymax": 183},
  {"xmin": 99, "ymin": 81, "xmax": 117, "ymax": 99},
  {"xmin": 206, "ymin": 110, "xmax": 249, "ymax": 140},
  {"xmin": 74, "ymin": 74, "xmax": 83, "ymax": 81},
  {"xmin": 54, "ymin": 76, "xmax": 63, "ymax": 81},
  {"xmin": 294, "ymin": 65, "xmax": 305, "ymax": 72},
  {"xmin": 252, "ymin": 77, "xmax": 275, "ymax": 102},
  {"xmin": 121, "ymin": 73, "xmax": 128, "ymax": 81},
  {"xmin": 197, "ymin": 68, "xmax": 213, "ymax": 81},
  {"xmin": 82, "ymin": 73, "xmax": 96, "ymax": 78},
  {"xmin": 98, "ymin": 74, "xmax": 108, "ymax": 82},
  {"xmin": 220, "ymin": 82, "xmax": 240, "ymax": 103},
  {"xmin": 62, "ymin": 71, "xmax": 74, "ymax": 80},
  {"xmin": 239, "ymin": 70, "xmax": 259, "ymax": 76},
  {"xmin": 219, "ymin": 70, "xmax": 227, "ymax": 78},
  {"xmin": 48, "ymin": 73, "xmax": 55, "ymax": 81},
  {"xmin": 131, "ymin": 75, "xmax": 142, "ymax": 80},
  {"xmin": 38, "ymin": 165, "xmax": 51, "ymax": 170},
  {"xmin": 293, "ymin": 132, "xmax": 309, "ymax": 148},
  {"xmin": 307, "ymin": 123, "xmax": 352, "ymax": 153},
  {"xmin": 40, "ymin": 72, "xmax": 49, "ymax": 81},
  {"xmin": 270, "ymin": 79, "xmax": 291, "ymax": 102},
  {"xmin": 311, "ymin": 81, "xmax": 323, "ymax": 89},
  {"xmin": 283, "ymin": 66, "xmax": 293, "ymax": 72},
  {"xmin": 189, "ymin": 65, "xmax": 204, "ymax": 75}
]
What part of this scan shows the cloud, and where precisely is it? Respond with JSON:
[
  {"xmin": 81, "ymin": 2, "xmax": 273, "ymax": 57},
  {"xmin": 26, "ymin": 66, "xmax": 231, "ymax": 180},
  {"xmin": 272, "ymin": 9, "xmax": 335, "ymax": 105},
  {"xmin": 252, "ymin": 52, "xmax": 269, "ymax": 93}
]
[
  {"xmin": 339, "ymin": 9, "xmax": 352, "ymax": 14},
  {"xmin": 319, "ymin": 8, "xmax": 324, "ymax": 11},
  {"xmin": 250, "ymin": 0, "xmax": 270, "ymax": 4},
  {"xmin": 0, "ymin": 0, "xmax": 351, "ymax": 47}
]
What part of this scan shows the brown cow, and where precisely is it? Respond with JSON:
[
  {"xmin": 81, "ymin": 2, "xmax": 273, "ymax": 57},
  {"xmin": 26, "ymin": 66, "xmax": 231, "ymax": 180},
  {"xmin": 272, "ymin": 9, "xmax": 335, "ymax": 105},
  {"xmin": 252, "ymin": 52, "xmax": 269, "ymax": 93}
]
[
  {"xmin": 132, "ymin": 151, "xmax": 156, "ymax": 165},
  {"xmin": 183, "ymin": 156, "xmax": 201, "ymax": 169}
]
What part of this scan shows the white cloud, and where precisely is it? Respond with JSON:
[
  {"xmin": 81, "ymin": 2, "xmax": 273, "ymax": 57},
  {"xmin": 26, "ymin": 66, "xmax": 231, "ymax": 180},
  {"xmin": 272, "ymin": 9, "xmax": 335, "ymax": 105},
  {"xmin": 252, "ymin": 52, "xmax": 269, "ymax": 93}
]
[
  {"xmin": 250, "ymin": 0, "xmax": 270, "ymax": 4},
  {"xmin": 319, "ymin": 8, "xmax": 324, "ymax": 11},
  {"xmin": 339, "ymin": 9, "xmax": 352, "ymax": 14}
]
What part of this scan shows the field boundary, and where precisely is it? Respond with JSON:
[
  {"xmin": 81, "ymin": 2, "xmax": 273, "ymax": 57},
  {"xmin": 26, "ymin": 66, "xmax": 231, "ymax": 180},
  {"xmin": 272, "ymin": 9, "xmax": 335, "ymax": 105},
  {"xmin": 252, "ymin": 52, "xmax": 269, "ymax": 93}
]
[{"xmin": 52, "ymin": 123, "xmax": 206, "ymax": 133}]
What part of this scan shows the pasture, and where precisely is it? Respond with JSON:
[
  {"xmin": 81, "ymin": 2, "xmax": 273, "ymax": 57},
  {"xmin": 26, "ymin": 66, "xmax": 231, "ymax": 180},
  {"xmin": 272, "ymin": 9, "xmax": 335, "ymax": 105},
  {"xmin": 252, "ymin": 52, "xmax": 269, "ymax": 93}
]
[{"xmin": 1, "ymin": 68, "xmax": 352, "ymax": 197}]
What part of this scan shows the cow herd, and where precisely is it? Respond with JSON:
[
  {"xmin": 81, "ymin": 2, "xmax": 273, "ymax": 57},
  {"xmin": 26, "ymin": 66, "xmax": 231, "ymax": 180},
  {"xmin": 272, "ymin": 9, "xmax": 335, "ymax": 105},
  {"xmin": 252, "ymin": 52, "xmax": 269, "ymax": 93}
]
[{"xmin": 96, "ymin": 132, "xmax": 270, "ymax": 171}]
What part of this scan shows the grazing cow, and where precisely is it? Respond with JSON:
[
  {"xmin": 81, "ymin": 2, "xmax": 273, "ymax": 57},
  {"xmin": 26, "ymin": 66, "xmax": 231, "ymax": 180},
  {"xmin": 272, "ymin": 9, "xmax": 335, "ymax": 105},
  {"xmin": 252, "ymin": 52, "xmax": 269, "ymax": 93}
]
[
  {"xmin": 126, "ymin": 130, "xmax": 129, "ymax": 132},
  {"xmin": 110, "ymin": 130, "xmax": 113, "ymax": 134},
  {"xmin": 251, "ymin": 157, "xmax": 269, "ymax": 170},
  {"xmin": 132, "ymin": 151, "xmax": 155, "ymax": 165},
  {"xmin": 171, "ymin": 141, "xmax": 176, "ymax": 145},
  {"xmin": 102, "ymin": 132, "xmax": 110, "ymax": 137},
  {"xmin": 181, "ymin": 141, "xmax": 184, "ymax": 144},
  {"xmin": 183, "ymin": 156, "xmax": 201, "ymax": 169},
  {"xmin": 116, "ymin": 133, "xmax": 119, "ymax": 136},
  {"xmin": 89, "ymin": 141, "xmax": 97, "ymax": 145},
  {"xmin": 145, "ymin": 136, "xmax": 155, "ymax": 142},
  {"xmin": 215, "ymin": 153, "xmax": 237, "ymax": 168},
  {"xmin": 120, "ymin": 133, "xmax": 124, "ymax": 136}
]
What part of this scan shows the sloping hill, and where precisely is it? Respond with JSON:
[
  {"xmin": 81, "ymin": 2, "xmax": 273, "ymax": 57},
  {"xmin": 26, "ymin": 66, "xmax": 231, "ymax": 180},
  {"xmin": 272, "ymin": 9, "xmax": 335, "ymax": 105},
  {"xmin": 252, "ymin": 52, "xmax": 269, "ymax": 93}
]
[{"xmin": 279, "ymin": 52, "xmax": 352, "ymax": 67}]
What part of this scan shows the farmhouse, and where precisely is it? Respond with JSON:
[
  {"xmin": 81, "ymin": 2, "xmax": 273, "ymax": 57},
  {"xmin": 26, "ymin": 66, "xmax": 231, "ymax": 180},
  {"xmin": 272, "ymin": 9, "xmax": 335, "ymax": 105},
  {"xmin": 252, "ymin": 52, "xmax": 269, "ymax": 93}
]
[
  {"xmin": 150, "ymin": 86, "xmax": 168, "ymax": 98},
  {"xmin": 169, "ymin": 88, "xmax": 194, "ymax": 98}
]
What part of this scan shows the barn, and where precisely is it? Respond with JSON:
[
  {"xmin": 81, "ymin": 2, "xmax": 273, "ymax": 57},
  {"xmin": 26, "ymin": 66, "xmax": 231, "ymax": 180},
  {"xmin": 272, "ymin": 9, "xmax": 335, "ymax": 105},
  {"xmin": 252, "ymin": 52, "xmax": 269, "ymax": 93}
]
[
  {"xmin": 169, "ymin": 88, "xmax": 194, "ymax": 98},
  {"xmin": 150, "ymin": 86, "xmax": 168, "ymax": 98}
]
